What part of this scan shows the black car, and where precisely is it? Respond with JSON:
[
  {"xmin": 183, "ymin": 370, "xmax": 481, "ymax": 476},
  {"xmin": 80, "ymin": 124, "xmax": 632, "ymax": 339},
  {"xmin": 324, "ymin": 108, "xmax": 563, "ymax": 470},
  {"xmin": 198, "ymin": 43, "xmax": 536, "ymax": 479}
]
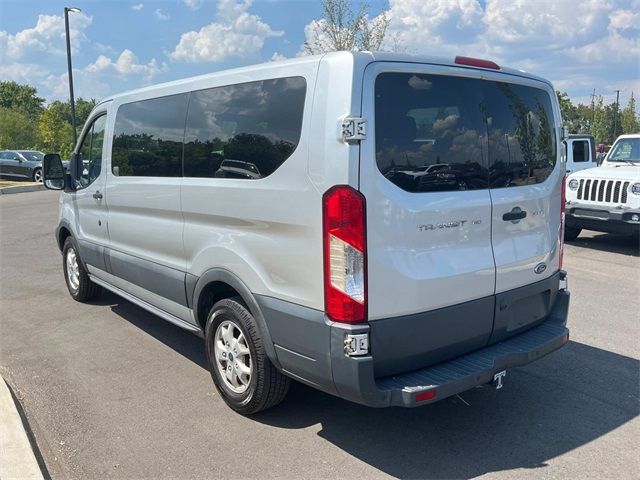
[{"xmin": 0, "ymin": 150, "xmax": 70, "ymax": 182}]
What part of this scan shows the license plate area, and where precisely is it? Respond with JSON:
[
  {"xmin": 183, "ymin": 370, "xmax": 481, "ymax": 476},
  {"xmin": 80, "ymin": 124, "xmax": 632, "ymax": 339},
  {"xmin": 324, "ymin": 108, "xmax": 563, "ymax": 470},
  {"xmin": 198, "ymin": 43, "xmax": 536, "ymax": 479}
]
[{"xmin": 489, "ymin": 272, "xmax": 559, "ymax": 344}]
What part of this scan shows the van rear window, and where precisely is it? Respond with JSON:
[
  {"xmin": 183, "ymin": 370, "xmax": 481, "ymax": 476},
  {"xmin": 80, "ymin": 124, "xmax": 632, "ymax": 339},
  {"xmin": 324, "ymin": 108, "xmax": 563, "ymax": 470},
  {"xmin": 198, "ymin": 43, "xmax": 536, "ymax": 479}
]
[{"xmin": 375, "ymin": 73, "xmax": 556, "ymax": 192}]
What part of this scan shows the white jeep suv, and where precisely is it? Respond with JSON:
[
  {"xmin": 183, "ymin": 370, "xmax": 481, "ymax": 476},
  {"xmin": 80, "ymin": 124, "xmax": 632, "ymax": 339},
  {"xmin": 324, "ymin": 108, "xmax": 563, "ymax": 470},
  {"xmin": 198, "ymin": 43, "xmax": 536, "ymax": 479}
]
[{"xmin": 565, "ymin": 134, "xmax": 640, "ymax": 240}]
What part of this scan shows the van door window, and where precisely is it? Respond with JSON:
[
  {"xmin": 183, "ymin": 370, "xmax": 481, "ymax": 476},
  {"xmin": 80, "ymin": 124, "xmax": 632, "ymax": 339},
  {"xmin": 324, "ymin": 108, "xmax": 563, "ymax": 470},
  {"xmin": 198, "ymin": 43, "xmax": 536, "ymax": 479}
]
[
  {"xmin": 112, "ymin": 94, "xmax": 189, "ymax": 177},
  {"xmin": 572, "ymin": 140, "xmax": 589, "ymax": 162},
  {"xmin": 484, "ymin": 82, "xmax": 556, "ymax": 188},
  {"xmin": 77, "ymin": 115, "xmax": 106, "ymax": 188},
  {"xmin": 375, "ymin": 73, "xmax": 488, "ymax": 192},
  {"xmin": 183, "ymin": 77, "xmax": 306, "ymax": 179}
]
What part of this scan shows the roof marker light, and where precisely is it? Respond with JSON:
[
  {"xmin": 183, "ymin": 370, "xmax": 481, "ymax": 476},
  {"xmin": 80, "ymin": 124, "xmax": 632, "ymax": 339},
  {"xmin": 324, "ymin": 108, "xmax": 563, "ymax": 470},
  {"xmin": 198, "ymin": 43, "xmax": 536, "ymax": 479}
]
[{"xmin": 455, "ymin": 56, "xmax": 500, "ymax": 70}]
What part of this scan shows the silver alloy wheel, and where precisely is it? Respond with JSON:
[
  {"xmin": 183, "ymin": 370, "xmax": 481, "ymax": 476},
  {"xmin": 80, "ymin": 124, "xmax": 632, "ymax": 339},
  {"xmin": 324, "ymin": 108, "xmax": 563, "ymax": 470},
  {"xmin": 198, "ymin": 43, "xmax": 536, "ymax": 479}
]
[
  {"xmin": 66, "ymin": 248, "xmax": 80, "ymax": 291},
  {"xmin": 214, "ymin": 320, "xmax": 252, "ymax": 394},
  {"xmin": 33, "ymin": 169, "xmax": 42, "ymax": 183}
]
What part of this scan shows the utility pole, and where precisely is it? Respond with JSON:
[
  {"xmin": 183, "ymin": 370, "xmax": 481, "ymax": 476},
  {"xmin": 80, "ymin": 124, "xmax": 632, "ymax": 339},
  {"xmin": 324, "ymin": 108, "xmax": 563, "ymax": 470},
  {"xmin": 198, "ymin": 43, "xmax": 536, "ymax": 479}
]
[
  {"xmin": 613, "ymin": 89, "xmax": 620, "ymax": 140},
  {"xmin": 590, "ymin": 88, "xmax": 596, "ymax": 129},
  {"xmin": 64, "ymin": 7, "xmax": 81, "ymax": 147}
]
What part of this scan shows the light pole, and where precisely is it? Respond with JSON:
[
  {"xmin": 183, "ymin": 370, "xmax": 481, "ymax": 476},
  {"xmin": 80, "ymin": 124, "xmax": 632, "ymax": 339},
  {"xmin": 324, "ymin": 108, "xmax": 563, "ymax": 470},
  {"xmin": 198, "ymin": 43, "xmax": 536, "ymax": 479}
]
[{"xmin": 64, "ymin": 7, "xmax": 81, "ymax": 147}]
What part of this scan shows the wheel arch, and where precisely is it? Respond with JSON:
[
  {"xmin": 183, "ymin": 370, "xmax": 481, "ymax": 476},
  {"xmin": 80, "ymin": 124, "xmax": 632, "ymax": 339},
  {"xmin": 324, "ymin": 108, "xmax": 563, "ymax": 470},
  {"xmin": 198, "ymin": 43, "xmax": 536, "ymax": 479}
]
[
  {"xmin": 56, "ymin": 221, "xmax": 73, "ymax": 251},
  {"xmin": 192, "ymin": 268, "xmax": 281, "ymax": 369}
]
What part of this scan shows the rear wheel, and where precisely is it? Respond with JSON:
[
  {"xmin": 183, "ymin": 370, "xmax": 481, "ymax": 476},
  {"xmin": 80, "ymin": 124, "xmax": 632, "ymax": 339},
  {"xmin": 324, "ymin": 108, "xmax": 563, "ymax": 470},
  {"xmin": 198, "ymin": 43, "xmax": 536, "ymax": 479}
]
[
  {"xmin": 32, "ymin": 168, "xmax": 42, "ymax": 183},
  {"xmin": 62, "ymin": 237, "xmax": 102, "ymax": 301},
  {"xmin": 205, "ymin": 297, "xmax": 289, "ymax": 414},
  {"xmin": 564, "ymin": 226, "xmax": 582, "ymax": 241}
]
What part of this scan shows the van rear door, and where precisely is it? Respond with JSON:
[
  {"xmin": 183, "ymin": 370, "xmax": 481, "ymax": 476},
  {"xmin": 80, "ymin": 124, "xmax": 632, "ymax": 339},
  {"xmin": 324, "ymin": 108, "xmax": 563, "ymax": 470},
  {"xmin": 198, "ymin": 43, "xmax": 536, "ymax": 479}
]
[
  {"xmin": 481, "ymin": 77, "xmax": 563, "ymax": 342},
  {"xmin": 359, "ymin": 63, "xmax": 496, "ymax": 376}
]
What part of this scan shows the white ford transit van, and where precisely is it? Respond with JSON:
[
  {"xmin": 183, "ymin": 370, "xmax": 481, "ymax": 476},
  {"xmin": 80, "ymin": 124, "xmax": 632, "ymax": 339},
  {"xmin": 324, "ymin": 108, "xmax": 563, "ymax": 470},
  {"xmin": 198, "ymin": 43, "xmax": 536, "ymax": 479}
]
[{"xmin": 43, "ymin": 52, "xmax": 570, "ymax": 414}]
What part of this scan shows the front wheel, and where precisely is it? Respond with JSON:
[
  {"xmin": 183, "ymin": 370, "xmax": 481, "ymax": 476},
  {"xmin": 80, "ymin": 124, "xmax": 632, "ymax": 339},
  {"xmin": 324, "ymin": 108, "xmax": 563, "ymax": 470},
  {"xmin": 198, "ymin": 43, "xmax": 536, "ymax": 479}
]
[
  {"xmin": 32, "ymin": 168, "xmax": 42, "ymax": 183},
  {"xmin": 62, "ymin": 237, "xmax": 102, "ymax": 301},
  {"xmin": 564, "ymin": 226, "xmax": 582, "ymax": 241},
  {"xmin": 205, "ymin": 298, "xmax": 289, "ymax": 415}
]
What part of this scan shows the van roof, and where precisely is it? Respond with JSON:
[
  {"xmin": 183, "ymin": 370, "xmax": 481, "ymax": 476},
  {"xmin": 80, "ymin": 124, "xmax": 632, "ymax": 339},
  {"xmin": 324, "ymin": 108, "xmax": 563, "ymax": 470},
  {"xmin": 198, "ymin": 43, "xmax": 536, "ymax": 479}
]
[{"xmin": 97, "ymin": 51, "xmax": 553, "ymax": 106}]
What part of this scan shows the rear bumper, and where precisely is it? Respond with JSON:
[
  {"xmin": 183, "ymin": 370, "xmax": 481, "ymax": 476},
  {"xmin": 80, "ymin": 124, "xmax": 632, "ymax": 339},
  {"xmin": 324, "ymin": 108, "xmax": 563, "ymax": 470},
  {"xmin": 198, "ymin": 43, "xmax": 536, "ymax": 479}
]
[
  {"xmin": 258, "ymin": 284, "xmax": 570, "ymax": 408},
  {"xmin": 566, "ymin": 202, "xmax": 640, "ymax": 234},
  {"xmin": 330, "ymin": 288, "xmax": 569, "ymax": 407}
]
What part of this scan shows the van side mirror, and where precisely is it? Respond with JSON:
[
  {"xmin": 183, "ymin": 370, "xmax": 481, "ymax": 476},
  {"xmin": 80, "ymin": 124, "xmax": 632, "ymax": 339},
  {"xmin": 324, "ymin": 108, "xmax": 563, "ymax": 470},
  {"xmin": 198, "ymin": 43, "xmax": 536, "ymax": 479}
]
[{"xmin": 43, "ymin": 153, "xmax": 65, "ymax": 190}]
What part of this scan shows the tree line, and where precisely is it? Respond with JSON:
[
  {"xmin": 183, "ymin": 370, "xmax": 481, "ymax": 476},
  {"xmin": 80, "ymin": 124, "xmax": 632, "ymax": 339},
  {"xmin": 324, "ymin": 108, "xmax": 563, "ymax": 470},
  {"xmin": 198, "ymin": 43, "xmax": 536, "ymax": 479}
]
[
  {"xmin": 557, "ymin": 90, "xmax": 638, "ymax": 144},
  {"xmin": 0, "ymin": 81, "xmax": 96, "ymax": 159}
]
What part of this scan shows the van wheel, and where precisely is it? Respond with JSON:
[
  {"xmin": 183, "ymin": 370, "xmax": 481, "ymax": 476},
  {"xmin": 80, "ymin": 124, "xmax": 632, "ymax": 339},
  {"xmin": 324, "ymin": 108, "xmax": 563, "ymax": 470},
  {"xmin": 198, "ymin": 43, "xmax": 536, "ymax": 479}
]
[
  {"xmin": 62, "ymin": 237, "xmax": 102, "ymax": 301},
  {"xmin": 205, "ymin": 297, "xmax": 289, "ymax": 415},
  {"xmin": 564, "ymin": 226, "xmax": 582, "ymax": 241}
]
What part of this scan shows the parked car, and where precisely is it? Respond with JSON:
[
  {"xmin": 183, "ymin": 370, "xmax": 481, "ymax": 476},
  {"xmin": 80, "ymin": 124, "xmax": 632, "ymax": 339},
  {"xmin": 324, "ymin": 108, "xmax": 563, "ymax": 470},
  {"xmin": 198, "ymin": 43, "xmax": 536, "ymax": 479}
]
[
  {"xmin": 565, "ymin": 133, "xmax": 640, "ymax": 240},
  {"xmin": 43, "ymin": 52, "xmax": 570, "ymax": 415},
  {"xmin": 0, "ymin": 150, "xmax": 70, "ymax": 182},
  {"xmin": 565, "ymin": 134, "xmax": 597, "ymax": 174},
  {"xmin": 0, "ymin": 150, "xmax": 46, "ymax": 182}
]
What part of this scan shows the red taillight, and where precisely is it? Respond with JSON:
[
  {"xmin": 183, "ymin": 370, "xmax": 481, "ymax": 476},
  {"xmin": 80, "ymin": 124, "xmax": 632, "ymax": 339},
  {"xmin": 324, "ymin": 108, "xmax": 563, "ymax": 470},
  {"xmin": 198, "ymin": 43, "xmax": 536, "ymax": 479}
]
[
  {"xmin": 455, "ymin": 56, "xmax": 500, "ymax": 70},
  {"xmin": 416, "ymin": 390, "xmax": 437, "ymax": 402},
  {"xmin": 323, "ymin": 185, "xmax": 367, "ymax": 323},
  {"xmin": 560, "ymin": 175, "xmax": 566, "ymax": 268}
]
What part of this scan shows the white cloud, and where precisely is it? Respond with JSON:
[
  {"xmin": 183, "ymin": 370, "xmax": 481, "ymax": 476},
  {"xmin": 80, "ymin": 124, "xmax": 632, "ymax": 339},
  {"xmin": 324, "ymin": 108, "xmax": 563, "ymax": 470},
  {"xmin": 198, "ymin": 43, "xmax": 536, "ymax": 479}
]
[
  {"xmin": 85, "ymin": 49, "xmax": 167, "ymax": 79},
  {"xmin": 183, "ymin": 0, "xmax": 203, "ymax": 10},
  {"xmin": 132, "ymin": 3, "xmax": 144, "ymax": 11},
  {"xmin": 155, "ymin": 9, "xmax": 170, "ymax": 21},
  {"xmin": 0, "ymin": 12, "xmax": 92, "ymax": 61},
  {"xmin": 171, "ymin": 0, "xmax": 283, "ymax": 63},
  {"xmin": 270, "ymin": 52, "xmax": 287, "ymax": 62}
]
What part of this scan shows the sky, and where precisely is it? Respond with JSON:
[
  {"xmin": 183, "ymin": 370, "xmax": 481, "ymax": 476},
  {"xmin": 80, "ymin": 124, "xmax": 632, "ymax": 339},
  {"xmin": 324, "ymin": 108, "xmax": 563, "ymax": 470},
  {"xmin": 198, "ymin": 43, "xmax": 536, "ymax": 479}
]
[{"xmin": 1, "ymin": 0, "xmax": 638, "ymax": 107}]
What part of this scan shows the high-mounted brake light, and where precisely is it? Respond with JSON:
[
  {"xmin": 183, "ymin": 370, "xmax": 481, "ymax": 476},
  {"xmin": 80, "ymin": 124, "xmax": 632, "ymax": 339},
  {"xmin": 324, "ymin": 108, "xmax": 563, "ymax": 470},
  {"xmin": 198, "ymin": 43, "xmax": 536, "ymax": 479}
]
[
  {"xmin": 560, "ymin": 175, "xmax": 566, "ymax": 268},
  {"xmin": 455, "ymin": 56, "xmax": 500, "ymax": 70},
  {"xmin": 323, "ymin": 185, "xmax": 367, "ymax": 324}
]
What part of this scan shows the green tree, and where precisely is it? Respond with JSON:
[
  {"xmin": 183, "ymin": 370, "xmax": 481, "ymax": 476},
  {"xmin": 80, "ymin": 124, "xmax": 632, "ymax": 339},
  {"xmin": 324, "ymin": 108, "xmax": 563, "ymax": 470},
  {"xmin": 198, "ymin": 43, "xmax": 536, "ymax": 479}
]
[
  {"xmin": 0, "ymin": 81, "xmax": 45, "ymax": 119},
  {"xmin": 47, "ymin": 98, "xmax": 97, "ymax": 131},
  {"xmin": 621, "ymin": 93, "xmax": 639, "ymax": 134},
  {"xmin": 38, "ymin": 107, "xmax": 74, "ymax": 158},
  {"xmin": 0, "ymin": 108, "xmax": 39, "ymax": 149}
]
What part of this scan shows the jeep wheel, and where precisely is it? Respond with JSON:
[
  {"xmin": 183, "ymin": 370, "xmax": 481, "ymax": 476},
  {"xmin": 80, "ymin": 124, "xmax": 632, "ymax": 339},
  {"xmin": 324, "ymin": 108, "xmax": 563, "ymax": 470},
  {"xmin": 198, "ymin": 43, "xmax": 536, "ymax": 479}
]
[{"xmin": 205, "ymin": 297, "xmax": 289, "ymax": 414}]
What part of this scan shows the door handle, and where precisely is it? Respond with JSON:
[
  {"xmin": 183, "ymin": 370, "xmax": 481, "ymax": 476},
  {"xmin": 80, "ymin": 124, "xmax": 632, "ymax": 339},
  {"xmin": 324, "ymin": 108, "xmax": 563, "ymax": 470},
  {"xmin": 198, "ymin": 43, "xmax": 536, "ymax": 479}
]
[
  {"xmin": 502, "ymin": 207, "xmax": 527, "ymax": 222},
  {"xmin": 93, "ymin": 191, "xmax": 103, "ymax": 200}
]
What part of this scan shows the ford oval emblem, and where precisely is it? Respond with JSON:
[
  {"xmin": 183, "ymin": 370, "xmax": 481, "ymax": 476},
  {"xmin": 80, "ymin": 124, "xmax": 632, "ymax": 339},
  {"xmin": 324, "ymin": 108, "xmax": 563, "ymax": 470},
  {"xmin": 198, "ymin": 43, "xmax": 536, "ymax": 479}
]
[{"xmin": 534, "ymin": 263, "xmax": 547, "ymax": 275}]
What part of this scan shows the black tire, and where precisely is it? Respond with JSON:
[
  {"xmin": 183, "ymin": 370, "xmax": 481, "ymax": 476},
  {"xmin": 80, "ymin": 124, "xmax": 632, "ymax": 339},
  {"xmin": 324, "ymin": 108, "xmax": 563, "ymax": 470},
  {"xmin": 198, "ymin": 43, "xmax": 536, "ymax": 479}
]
[
  {"xmin": 62, "ymin": 237, "xmax": 102, "ymax": 302},
  {"xmin": 564, "ymin": 226, "xmax": 582, "ymax": 241},
  {"xmin": 32, "ymin": 168, "xmax": 42, "ymax": 183},
  {"xmin": 205, "ymin": 297, "xmax": 289, "ymax": 415}
]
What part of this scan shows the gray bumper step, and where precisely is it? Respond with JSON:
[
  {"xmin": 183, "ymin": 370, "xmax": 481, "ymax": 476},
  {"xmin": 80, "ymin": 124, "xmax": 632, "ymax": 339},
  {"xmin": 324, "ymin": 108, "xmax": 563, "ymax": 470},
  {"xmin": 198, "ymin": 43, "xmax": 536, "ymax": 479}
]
[{"xmin": 375, "ymin": 315, "xmax": 569, "ymax": 406}]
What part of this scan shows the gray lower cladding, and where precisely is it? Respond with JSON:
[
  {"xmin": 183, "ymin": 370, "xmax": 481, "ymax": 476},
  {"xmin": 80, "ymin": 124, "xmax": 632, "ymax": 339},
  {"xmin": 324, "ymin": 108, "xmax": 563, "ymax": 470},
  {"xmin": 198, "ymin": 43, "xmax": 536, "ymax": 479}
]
[
  {"xmin": 370, "ymin": 272, "xmax": 561, "ymax": 377},
  {"xmin": 566, "ymin": 203, "xmax": 640, "ymax": 234},
  {"xmin": 75, "ymin": 241, "xmax": 188, "ymax": 307},
  {"xmin": 256, "ymin": 274, "xmax": 569, "ymax": 407}
]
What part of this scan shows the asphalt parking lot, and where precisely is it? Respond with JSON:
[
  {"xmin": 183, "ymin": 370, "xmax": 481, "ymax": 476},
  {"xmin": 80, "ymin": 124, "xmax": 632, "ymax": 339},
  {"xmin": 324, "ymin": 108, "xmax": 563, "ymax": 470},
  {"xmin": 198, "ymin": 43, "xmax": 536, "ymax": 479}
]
[{"xmin": 1, "ymin": 190, "xmax": 639, "ymax": 479}]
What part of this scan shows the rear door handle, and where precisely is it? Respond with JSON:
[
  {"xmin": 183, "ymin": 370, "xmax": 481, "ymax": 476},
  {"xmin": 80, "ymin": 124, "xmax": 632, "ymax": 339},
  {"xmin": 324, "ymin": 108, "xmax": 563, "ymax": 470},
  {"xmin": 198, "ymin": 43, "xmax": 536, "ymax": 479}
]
[
  {"xmin": 502, "ymin": 207, "xmax": 527, "ymax": 222},
  {"xmin": 93, "ymin": 191, "xmax": 103, "ymax": 200}
]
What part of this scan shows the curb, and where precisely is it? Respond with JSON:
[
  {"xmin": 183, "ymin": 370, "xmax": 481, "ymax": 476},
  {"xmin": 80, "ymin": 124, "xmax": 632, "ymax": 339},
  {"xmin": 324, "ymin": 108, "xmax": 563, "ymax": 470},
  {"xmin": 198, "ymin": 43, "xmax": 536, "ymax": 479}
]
[
  {"xmin": 0, "ymin": 377, "xmax": 44, "ymax": 480},
  {"xmin": 0, "ymin": 184, "xmax": 45, "ymax": 195}
]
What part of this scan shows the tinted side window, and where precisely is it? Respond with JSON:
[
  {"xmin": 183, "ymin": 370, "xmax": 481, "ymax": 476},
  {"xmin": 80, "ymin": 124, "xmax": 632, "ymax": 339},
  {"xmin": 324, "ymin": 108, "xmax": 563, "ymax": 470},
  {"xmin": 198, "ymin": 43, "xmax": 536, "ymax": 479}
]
[
  {"xmin": 484, "ymin": 82, "xmax": 556, "ymax": 188},
  {"xmin": 375, "ymin": 73, "xmax": 489, "ymax": 192},
  {"xmin": 77, "ymin": 115, "xmax": 106, "ymax": 188},
  {"xmin": 112, "ymin": 94, "xmax": 189, "ymax": 177},
  {"xmin": 572, "ymin": 140, "xmax": 588, "ymax": 162},
  {"xmin": 183, "ymin": 77, "xmax": 306, "ymax": 179}
]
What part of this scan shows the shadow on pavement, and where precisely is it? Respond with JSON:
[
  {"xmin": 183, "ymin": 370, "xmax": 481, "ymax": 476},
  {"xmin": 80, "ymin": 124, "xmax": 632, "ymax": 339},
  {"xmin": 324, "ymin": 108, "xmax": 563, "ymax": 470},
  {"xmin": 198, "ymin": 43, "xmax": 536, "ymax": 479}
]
[
  {"xmin": 106, "ymin": 292, "xmax": 639, "ymax": 478},
  {"xmin": 567, "ymin": 231, "xmax": 639, "ymax": 256}
]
